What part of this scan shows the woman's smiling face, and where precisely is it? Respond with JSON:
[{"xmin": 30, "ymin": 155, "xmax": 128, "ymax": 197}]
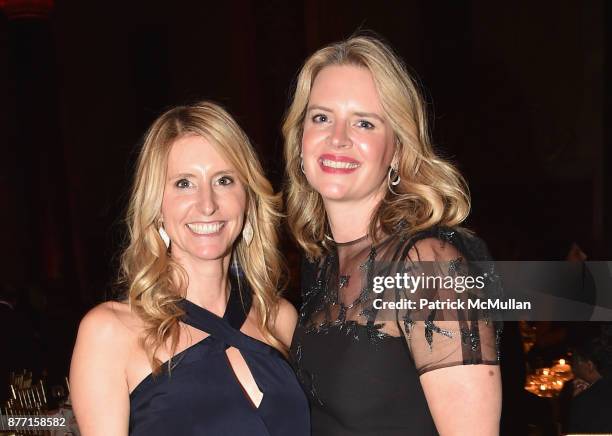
[
  {"xmin": 301, "ymin": 64, "xmax": 396, "ymax": 205},
  {"xmin": 161, "ymin": 134, "xmax": 246, "ymax": 262}
]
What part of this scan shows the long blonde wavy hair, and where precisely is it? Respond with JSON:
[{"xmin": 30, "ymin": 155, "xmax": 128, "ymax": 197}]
[
  {"xmin": 120, "ymin": 101, "xmax": 287, "ymax": 372},
  {"xmin": 283, "ymin": 35, "xmax": 471, "ymax": 259}
]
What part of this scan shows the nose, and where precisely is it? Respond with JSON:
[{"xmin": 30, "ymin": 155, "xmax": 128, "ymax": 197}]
[
  {"xmin": 197, "ymin": 185, "xmax": 218, "ymax": 216},
  {"xmin": 330, "ymin": 120, "xmax": 352, "ymax": 149}
]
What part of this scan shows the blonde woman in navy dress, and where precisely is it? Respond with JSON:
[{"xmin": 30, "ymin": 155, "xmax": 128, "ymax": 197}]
[{"xmin": 70, "ymin": 102, "xmax": 310, "ymax": 435}]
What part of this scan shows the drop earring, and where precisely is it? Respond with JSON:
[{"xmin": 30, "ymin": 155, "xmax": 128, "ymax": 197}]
[
  {"xmin": 159, "ymin": 225, "xmax": 170, "ymax": 248},
  {"xmin": 242, "ymin": 219, "xmax": 254, "ymax": 246},
  {"xmin": 387, "ymin": 160, "xmax": 400, "ymax": 195}
]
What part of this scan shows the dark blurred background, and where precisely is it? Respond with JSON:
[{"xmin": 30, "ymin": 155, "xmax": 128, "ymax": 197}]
[{"xmin": 1, "ymin": 1, "xmax": 610, "ymax": 434}]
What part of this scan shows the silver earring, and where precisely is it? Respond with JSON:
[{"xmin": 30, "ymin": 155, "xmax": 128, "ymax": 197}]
[
  {"xmin": 159, "ymin": 226, "xmax": 170, "ymax": 248},
  {"xmin": 300, "ymin": 153, "xmax": 305, "ymax": 175},
  {"xmin": 242, "ymin": 219, "xmax": 254, "ymax": 246},
  {"xmin": 387, "ymin": 164, "xmax": 400, "ymax": 195}
]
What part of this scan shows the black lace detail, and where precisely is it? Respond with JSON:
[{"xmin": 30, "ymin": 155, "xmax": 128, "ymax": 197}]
[
  {"xmin": 460, "ymin": 325, "xmax": 481, "ymax": 352},
  {"xmin": 297, "ymin": 226, "xmax": 503, "ymax": 373},
  {"xmin": 424, "ymin": 319, "xmax": 454, "ymax": 351},
  {"xmin": 291, "ymin": 340, "xmax": 323, "ymax": 406}
]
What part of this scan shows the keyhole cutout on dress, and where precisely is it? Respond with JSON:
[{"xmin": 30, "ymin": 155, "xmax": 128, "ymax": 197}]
[{"xmin": 225, "ymin": 346, "xmax": 264, "ymax": 408}]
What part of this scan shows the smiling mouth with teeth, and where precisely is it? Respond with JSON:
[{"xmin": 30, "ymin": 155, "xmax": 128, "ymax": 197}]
[
  {"xmin": 321, "ymin": 159, "xmax": 360, "ymax": 169},
  {"xmin": 186, "ymin": 222, "xmax": 224, "ymax": 235}
]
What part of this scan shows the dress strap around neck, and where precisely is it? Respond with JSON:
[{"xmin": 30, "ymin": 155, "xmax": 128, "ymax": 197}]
[
  {"xmin": 224, "ymin": 274, "xmax": 252, "ymax": 329},
  {"xmin": 176, "ymin": 278, "xmax": 269, "ymax": 354}
]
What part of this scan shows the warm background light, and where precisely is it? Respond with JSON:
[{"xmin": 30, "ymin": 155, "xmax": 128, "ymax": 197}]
[{"xmin": 0, "ymin": 0, "xmax": 53, "ymax": 19}]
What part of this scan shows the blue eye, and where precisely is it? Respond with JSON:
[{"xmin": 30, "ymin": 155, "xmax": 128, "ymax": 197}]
[
  {"xmin": 217, "ymin": 176, "xmax": 234, "ymax": 186},
  {"xmin": 176, "ymin": 178, "xmax": 192, "ymax": 189},
  {"xmin": 357, "ymin": 120, "xmax": 375, "ymax": 129},
  {"xmin": 312, "ymin": 114, "xmax": 329, "ymax": 123}
]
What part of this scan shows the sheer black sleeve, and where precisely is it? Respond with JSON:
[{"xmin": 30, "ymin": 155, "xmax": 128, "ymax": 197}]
[{"xmin": 395, "ymin": 229, "xmax": 503, "ymax": 375}]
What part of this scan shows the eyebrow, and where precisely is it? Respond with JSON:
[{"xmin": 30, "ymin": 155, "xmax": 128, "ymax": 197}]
[
  {"xmin": 353, "ymin": 111, "xmax": 386, "ymax": 123},
  {"xmin": 306, "ymin": 105, "xmax": 386, "ymax": 123},
  {"xmin": 167, "ymin": 169, "xmax": 236, "ymax": 180},
  {"xmin": 212, "ymin": 169, "xmax": 236, "ymax": 178},
  {"xmin": 307, "ymin": 105, "xmax": 333, "ymax": 113},
  {"xmin": 168, "ymin": 172, "xmax": 196, "ymax": 181}
]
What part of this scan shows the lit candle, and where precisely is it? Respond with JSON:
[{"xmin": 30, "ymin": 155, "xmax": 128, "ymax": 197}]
[{"xmin": 552, "ymin": 359, "xmax": 571, "ymax": 373}]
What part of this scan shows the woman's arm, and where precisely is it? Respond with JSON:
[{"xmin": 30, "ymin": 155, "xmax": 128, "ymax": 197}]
[
  {"xmin": 420, "ymin": 364, "xmax": 502, "ymax": 436},
  {"xmin": 405, "ymin": 235, "xmax": 502, "ymax": 435},
  {"xmin": 70, "ymin": 302, "xmax": 131, "ymax": 436}
]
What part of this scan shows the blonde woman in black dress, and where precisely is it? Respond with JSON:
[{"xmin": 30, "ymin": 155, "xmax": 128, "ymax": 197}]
[{"xmin": 284, "ymin": 36, "xmax": 502, "ymax": 435}]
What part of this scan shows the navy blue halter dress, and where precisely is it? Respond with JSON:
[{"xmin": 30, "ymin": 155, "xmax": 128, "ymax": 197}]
[{"xmin": 128, "ymin": 285, "xmax": 310, "ymax": 435}]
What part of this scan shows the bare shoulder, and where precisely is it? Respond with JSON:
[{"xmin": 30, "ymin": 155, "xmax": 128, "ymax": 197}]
[
  {"xmin": 77, "ymin": 301, "xmax": 140, "ymax": 351},
  {"xmin": 71, "ymin": 302, "xmax": 138, "ymax": 394},
  {"xmin": 272, "ymin": 297, "xmax": 298, "ymax": 348},
  {"xmin": 71, "ymin": 301, "xmax": 135, "ymax": 434},
  {"xmin": 276, "ymin": 297, "xmax": 298, "ymax": 325}
]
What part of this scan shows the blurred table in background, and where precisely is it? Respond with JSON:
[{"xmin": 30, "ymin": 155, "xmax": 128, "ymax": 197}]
[{"xmin": 1, "ymin": 370, "xmax": 79, "ymax": 435}]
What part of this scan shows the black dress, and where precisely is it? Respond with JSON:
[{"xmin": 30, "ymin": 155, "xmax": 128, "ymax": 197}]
[
  {"xmin": 291, "ymin": 227, "xmax": 502, "ymax": 436},
  {"xmin": 129, "ymin": 282, "xmax": 310, "ymax": 435}
]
